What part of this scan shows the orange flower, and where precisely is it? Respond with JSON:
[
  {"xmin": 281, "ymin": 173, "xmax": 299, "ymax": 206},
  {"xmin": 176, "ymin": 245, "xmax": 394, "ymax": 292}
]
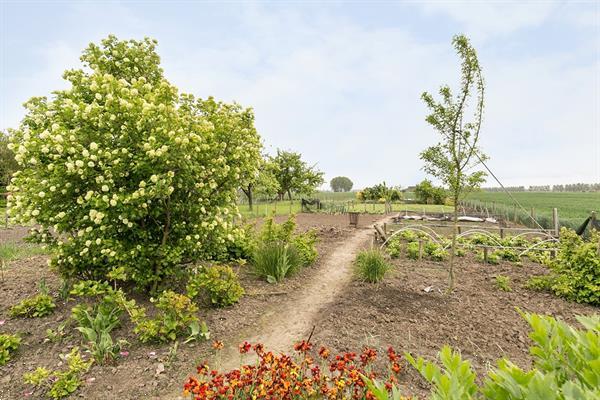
[{"xmin": 212, "ymin": 340, "xmax": 224, "ymax": 350}]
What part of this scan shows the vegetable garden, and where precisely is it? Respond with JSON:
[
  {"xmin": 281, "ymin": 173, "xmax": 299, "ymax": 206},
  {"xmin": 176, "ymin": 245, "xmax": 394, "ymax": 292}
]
[{"xmin": 0, "ymin": 33, "xmax": 598, "ymax": 400}]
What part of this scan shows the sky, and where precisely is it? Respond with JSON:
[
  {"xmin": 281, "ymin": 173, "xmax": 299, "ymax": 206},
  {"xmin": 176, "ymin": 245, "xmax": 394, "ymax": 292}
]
[{"xmin": 1, "ymin": 0, "xmax": 599, "ymax": 190}]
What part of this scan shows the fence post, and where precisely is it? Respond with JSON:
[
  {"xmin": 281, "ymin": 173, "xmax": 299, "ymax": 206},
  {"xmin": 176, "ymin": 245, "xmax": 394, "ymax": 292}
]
[
  {"xmin": 513, "ymin": 205, "xmax": 517, "ymax": 223},
  {"xmin": 483, "ymin": 246, "xmax": 489, "ymax": 263},
  {"xmin": 530, "ymin": 207, "xmax": 536, "ymax": 227},
  {"xmin": 418, "ymin": 240, "xmax": 423, "ymax": 260},
  {"xmin": 552, "ymin": 208, "xmax": 559, "ymax": 237},
  {"xmin": 384, "ymin": 223, "xmax": 387, "ymax": 235},
  {"xmin": 500, "ymin": 228, "xmax": 504, "ymax": 239}
]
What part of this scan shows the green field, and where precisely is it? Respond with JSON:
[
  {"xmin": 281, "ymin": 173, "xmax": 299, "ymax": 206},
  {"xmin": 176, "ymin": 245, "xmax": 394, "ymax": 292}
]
[
  {"xmin": 238, "ymin": 194, "xmax": 451, "ymax": 218},
  {"xmin": 465, "ymin": 191, "xmax": 600, "ymax": 230}
]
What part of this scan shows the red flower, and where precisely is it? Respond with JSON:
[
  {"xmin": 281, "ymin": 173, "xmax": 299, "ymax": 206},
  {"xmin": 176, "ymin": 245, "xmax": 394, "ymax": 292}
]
[{"xmin": 239, "ymin": 341, "xmax": 251, "ymax": 354}]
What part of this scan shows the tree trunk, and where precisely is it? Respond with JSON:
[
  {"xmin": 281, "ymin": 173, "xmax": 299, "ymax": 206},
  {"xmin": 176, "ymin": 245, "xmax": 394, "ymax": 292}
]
[
  {"xmin": 242, "ymin": 184, "xmax": 253, "ymax": 211},
  {"xmin": 287, "ymin": 190, "xmax": 292, "ymax": 201},
  {"xmin": 448, "ymin": 196, "xmax": 458, "ymax": 293}
]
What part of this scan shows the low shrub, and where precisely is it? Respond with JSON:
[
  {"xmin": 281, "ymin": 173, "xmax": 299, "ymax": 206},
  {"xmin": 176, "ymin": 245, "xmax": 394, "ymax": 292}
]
[
  {"xmin": 494, "ymin": 275, "xmax": 512, "ymax": 292},
  {"xmin": 10, "ymin": 281, "xmax": 56, "ymax": 318},
  {"xmin": 252, "ymin": 242, "xmax": 301, "ymax": 283},
  {"xmin": 354, "ymin": 249, "xmax": 391, "ymax": 283},
  {"xmin": 23, "ymin": 347, "xmax": 93, "ymax": 399},
  {"xmin": 133, "ymin": 290, "xmax": 200, "ymax": 343},
  {"xmin": 546, "ymin": 229, "xmax": 600, "ymax": 305},
  {"xmin": 406, "ymin": 241, "xmax": 420, "ymax": 260},
  {"xmin": 386, "ymin": 238, "xmax": 402, "ymax": 258},
  {"xmin": 0, "ymin": 333, "xmax": 21, "ymax": 366},
  {"xmin": 526, "ymin": 275, "xmax": 555, "ymax": 292},
  {"xmin": 477, "ymin": 250, "xmax": 500, "ymax": 265},
  {"xmin": 291, "ymin": 230, "xmax": 318, "ymax": 267},
  {"xmin": 187, "ymin": 265, "xmax": 245, "ymax": 307}
]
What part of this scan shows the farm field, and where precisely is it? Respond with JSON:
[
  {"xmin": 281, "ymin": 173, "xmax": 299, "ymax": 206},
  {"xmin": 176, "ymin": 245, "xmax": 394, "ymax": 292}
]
[{"xmin": 465, "ymin": 191, "xmax": 600, "ymax": 229}]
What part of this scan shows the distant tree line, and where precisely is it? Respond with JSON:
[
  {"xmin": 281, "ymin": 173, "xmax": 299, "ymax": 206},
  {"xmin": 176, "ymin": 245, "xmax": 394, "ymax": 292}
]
[
  {"xmin": 483, "ymin": 183, "xmax": 600, "ymax": 192},
  {"xmin": 357, "ymin": 182, "xmax": 402, "ymax": 202}
]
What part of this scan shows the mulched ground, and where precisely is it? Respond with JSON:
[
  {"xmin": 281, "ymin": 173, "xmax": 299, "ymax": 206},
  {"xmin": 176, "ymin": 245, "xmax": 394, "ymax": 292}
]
[{"xmin": 313, "ymin": 250, "xmax": 598, "ymax": 396}]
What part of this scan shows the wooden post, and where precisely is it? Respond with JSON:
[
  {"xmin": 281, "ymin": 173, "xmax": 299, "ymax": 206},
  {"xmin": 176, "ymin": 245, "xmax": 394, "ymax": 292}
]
[
  {"xmin": 457, "ymin": 226, "xmax": 462, "ymax": 234},
  {"xmin": 530, "ymin": 207, "xmax": 536, "ymax": 222},
  {"xmin": 418, "ymin": 240, "xmax": 423, "ymax": 260},
  {"xmin": 500, "ymin": 228, "xmax": 504, "ymax": 239},
  {"xmin": 552, "ymin": 208, "xmax": 559, "ymax": 237},
  {"xmin": 383, "ymin": 223, "xmax": 387, "ymax": 235},
  {"xmin": 513, "ymin": 205, "xmax": 517, "ymax": 223},
  {"xmin": 483, "ymin": 246, "xmax": 489, "ymax": 263}
]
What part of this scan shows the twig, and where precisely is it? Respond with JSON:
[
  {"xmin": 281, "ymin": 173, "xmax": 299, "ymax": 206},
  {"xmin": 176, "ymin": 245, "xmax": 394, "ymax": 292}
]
[{"xmin": 306, "ymin": 325, "xmax": 316, "ymax": 344}]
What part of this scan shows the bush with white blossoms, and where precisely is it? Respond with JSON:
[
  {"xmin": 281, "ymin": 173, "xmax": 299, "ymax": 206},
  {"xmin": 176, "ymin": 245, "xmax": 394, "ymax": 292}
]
[{"xmin": 7, "ymin": 35, "xmax": 261, "ymax": 289}]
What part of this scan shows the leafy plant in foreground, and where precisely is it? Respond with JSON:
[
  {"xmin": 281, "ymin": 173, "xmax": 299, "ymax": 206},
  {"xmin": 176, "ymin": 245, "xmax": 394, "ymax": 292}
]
[
  {"xmin": 0, "ymin": 333, "xmax": 21, "ymax": 366},
  {"xmin": 23, "ymin": 347, "xmax": 93, "ymax": 399},
  {"xmin": 365, "ymin": 311, "xmax": 600, "ymax": 399},
  {"xmin": 252, "ymin": 241, "xmax": 301, "ymax": 283},
  {"xmin": 354, "ymin": 249, "xmax": 392, "ymax": 283}
]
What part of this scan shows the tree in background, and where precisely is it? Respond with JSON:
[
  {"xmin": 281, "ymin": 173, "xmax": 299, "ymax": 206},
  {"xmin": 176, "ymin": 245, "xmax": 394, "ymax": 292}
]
[
  {"xmin": 414, "ymin": 179, "xmax": 446, "ymax": 205},
  {"xmin": 270, "ymin": 150, "xmax": 324, "ymax": 200},
  {"xmin": 330, "ymin": 176, "xmax": 353, "ymax": 192},
  {"xmin": 420, "ymin": 34, "xmax": 487, "ymax": 292},
  {"xmin": 6, "ymin": 35, "xmax": 262, "ymax": 290},
  {"xmin": 241, "ymin": 157, "xmax": 279, "ymax": 210},
  {"xmin": 0, "ymin": 131, "xmax": 19, "ymax": 191},
  {"xmin": 357, "ymin": 182, "xmax": 402, "ymax": 202}
]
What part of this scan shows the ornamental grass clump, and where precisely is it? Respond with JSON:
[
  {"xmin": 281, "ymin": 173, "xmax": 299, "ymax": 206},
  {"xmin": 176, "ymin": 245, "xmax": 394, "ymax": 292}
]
[
  {"xmin": 6, "ymin": 35, "xmax": 262, "ymax": 290},
  {"xmin": 354, "ymin": 248, "xmax": 392, "ymax": 283}
]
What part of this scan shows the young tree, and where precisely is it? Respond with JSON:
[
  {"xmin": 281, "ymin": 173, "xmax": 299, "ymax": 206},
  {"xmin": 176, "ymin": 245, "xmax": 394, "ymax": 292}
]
[
  {"xmin": 270, "ymin": 150, "xmax": 324, "ymax": 200},
  {"xmin": 330, "ymin": 176, "xmax": 353, "ymax": 192},
  {"xmin": 414, "ymin": 179, "xmax": 446, "ymax": 205},
  {"xmin": 420, "ymin": 34, "xmax": 487, "ymax": 291},
  {"xmin": 6, "ymin": 35, "xmax": 262, "ymax": 290}
]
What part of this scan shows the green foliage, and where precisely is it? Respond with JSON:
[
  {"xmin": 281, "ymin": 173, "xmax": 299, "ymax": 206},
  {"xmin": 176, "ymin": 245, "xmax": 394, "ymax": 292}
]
[
  {"xmin": 545, "ymin": 229, "xmax": 600, "ymax": 305},
  {"xmin": 252, "ymin": 241, "xmax": 301, "ymax": 283},
  {"xmin": 330, "ymin": 176, "xmax": 353, "ymax": 192},
  {"xmin": 424, "ymin": 241, "xmax": 449, "ymax": 261},
  {"xmin": 10, "ymin": 292, "xmax": 56, "ymax": 318},
  {"xmin": 357, "ymin": 182, "xmax": 402, "ymax": 202},
  {"xmin": 133, "ymin": 290, "xmax": 199, "ymax": 343},
  {"xmin": 526, "ymin": 275, "xmax": 555, "ymax": 292},
  {"xmin": 407, "ymin": 241, "xmax": 420, "ymax": 260},
  {"xmin": 354, "ymin": 249, "xmax": 392, "ymax": 283},
  {"xmin": 6, "ymin": 35, "xmax": 262, "ymax": 289},
  {"xmin": 269, "ymin": 149, "xmax": 324, "ymax": 200},
  {"xmin": 0, "ymin": 333, "xmax": 21, "ymax": 366},
  {"xmin": 186, "ymin": 265, "xmax": 245, "ymax": 307},
  {"xmin": 495, "ymin": 275, "xmax": 512, "ymax": 292},
  {"xmin": 478, "ymin": 250, "xmax": 500, "ymax": 265},
  {"xmin": 290, "ymin": 229, "xmax": 318, "ymax": 267},
  {"xmin": 406, "ymin": 345, "xmax": 479, "ymax": 400},
  {"xmin": 0, "ymin": 130, "xmax": 19, "ymax": 189},
  {"xmin": 387, "ymin": 238, "xmax": 402, "ymax": 258},
  {"xmin": 23, "ymin": 347, "xmax": 93, "ymax": 399},
  {"xmin": 414, "ymin": 180, "xmax": 447, "ymax": 205},
  {"xmin": 367, "ymin": 311, "xmax": 600, "ymax": 399},
  {"xmin": 73, "ymin": 305, "xmax": 124, "ymax": 364},
  {"xmin": 252, "ymin": 214, "xmax": 317, "ymax": 283}
]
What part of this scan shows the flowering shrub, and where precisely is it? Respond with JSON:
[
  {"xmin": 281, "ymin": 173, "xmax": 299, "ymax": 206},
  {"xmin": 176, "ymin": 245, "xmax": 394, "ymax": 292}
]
[
  {"xmin": 6, "ymin": 35, "xmax": 261, "ymax": 289},
  {"xmin": 183, "ymin": 341, "xmax": 406, "ymax": 399},
  {"xmin": 187, "ymin": 265, "xmax": 245, "ymax": 307}
]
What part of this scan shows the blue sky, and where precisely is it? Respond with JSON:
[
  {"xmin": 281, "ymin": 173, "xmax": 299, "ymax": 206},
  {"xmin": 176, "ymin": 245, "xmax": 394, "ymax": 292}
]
[{"xmin": 1, "ymin": 1, "xmax": 598, "ymax": 189}]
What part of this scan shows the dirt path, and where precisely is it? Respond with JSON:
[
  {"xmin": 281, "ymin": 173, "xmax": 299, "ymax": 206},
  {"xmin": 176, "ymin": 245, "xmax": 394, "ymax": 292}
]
[
  {"xmin": 167, "ymin": 216, "xmax": 386, "ymax": 398},
  {"xmin": 217, "ymin": 217, "xmax": 385, "ymax": 370}
]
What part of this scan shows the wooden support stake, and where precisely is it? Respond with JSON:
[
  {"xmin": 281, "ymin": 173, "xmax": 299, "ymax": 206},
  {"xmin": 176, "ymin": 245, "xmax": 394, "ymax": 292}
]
[
  {"xmin": 513, "ymin": 205, "xmax": 517, "ymax": 223},
  {"xmin": 500, "ymin": 228, "xmax": 504, "ymax": 239},
  {"xmin": 457, "ymin": 226, "xmax": 462, "ymax": 234},
  {"xmin": 483, "ymin": 246, "xmax": 489, "ymax": 263},
  {"xmin": 383, "ymin": 223, "xmax": 387, "ymax": 235},
  {"xmin": 418, "ymin": 240, "xmax": 423, "ymax": 260},
  {"xmin": 552, "ymin": 208, "xmax": 559, "ymax": 237}
]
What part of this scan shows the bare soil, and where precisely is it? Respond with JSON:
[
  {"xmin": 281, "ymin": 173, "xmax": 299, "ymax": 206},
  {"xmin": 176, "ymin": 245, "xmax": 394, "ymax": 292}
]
[{"xmin": 0, "ymin": 213, "xmax": 597, "ymax": 400}]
